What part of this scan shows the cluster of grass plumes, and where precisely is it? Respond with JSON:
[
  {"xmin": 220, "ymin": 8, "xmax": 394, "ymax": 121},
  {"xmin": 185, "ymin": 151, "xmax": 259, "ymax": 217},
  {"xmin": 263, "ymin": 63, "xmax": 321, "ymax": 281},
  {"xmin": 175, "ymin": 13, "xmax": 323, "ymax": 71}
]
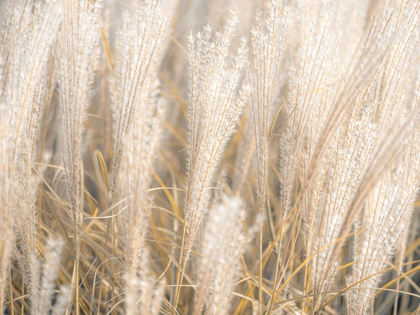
[{"xmin": 2, "ymin": 0, "xmax": 420, "ymax": 314}]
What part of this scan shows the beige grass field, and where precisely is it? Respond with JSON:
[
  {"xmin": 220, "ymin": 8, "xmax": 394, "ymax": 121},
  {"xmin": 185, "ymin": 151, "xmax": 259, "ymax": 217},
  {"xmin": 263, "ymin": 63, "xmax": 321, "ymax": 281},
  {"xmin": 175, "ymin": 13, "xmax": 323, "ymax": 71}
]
[{"xmin": 1, "ymin": 0, "xmax": 420, "ymax": 314}]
